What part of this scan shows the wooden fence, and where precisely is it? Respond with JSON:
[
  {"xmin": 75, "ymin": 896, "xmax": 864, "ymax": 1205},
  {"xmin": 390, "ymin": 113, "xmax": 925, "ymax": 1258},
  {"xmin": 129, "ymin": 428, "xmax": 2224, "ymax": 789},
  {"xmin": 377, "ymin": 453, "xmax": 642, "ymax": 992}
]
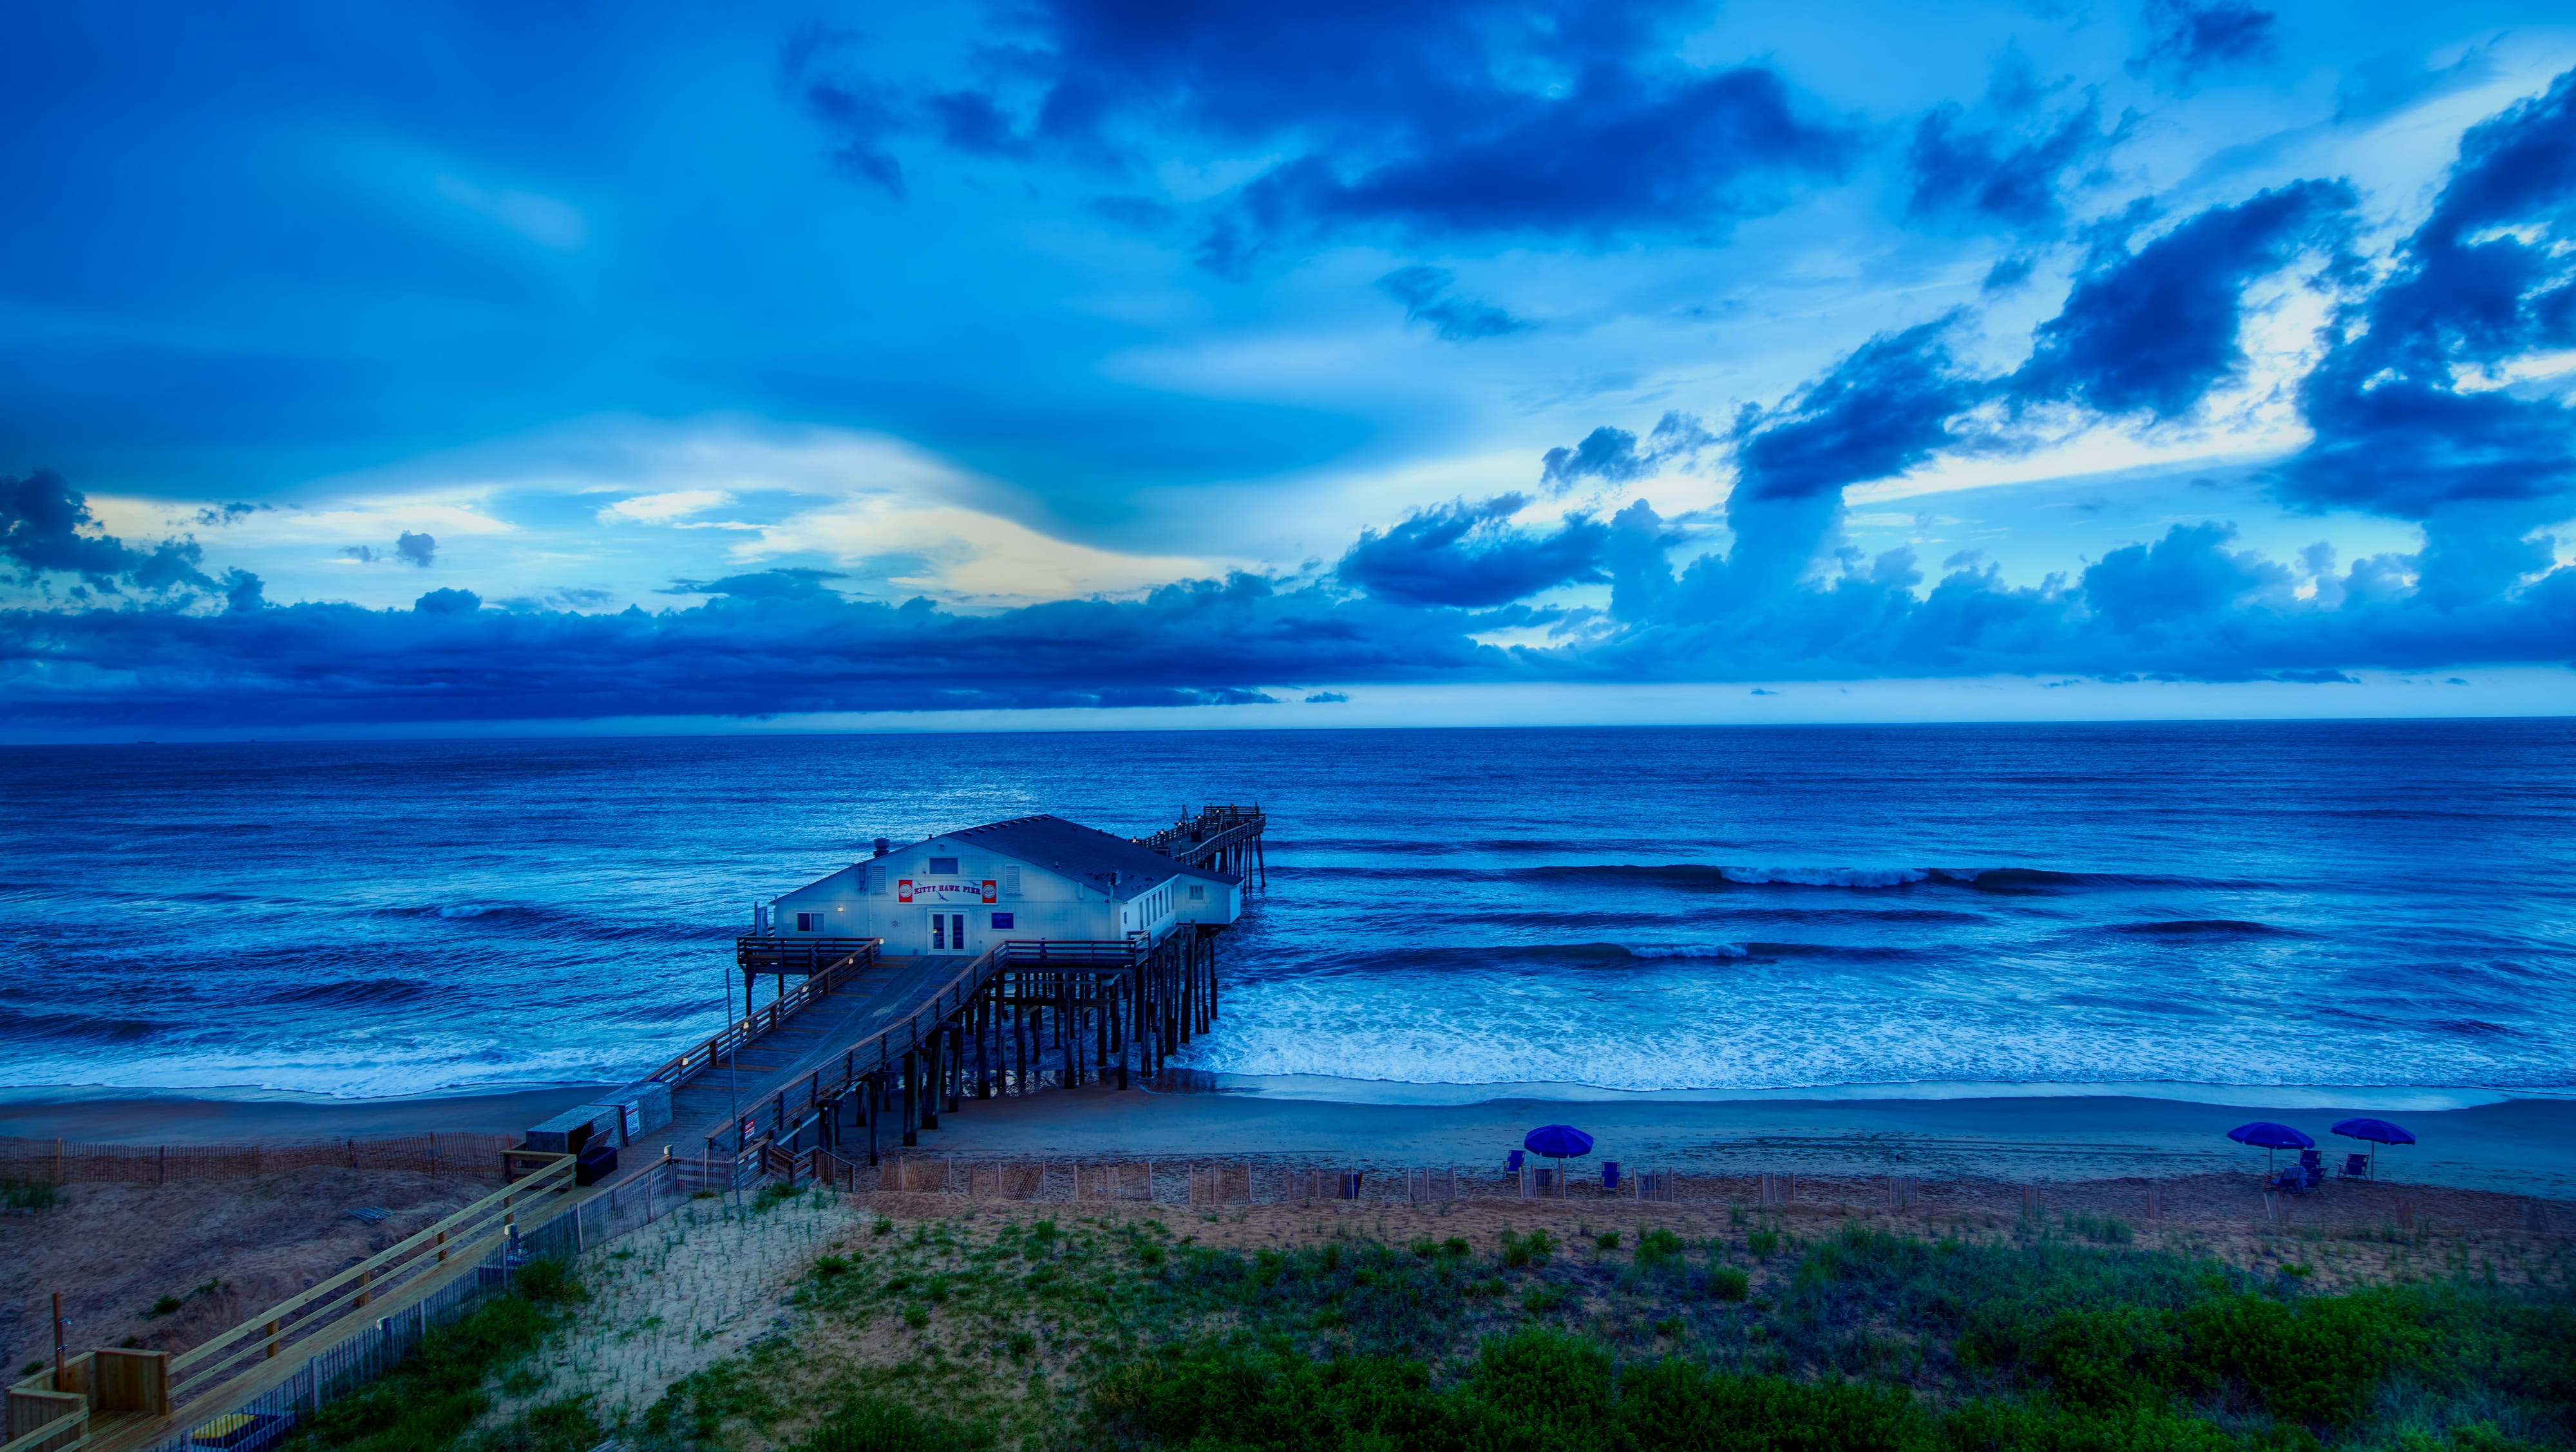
[{"xmin": 0, "ymin": 1133, "xmax": 516, "ymax": 1187}]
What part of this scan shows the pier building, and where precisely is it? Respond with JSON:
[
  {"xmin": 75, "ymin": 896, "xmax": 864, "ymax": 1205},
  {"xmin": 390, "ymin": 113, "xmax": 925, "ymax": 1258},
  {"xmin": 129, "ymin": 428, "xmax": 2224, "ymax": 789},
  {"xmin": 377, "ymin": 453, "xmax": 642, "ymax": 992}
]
[{"xmin": 764, "ymin": 813, "xmax": 1244, "ymax": 956}]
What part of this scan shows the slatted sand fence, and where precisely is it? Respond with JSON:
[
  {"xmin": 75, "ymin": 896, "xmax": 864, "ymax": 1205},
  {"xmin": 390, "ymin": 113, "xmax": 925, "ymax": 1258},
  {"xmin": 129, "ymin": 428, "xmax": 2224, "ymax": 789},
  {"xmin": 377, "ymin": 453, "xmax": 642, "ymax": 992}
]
[{"xmin": 0, "ymin": 1132, "xmax": 516, "ymax": 1187}]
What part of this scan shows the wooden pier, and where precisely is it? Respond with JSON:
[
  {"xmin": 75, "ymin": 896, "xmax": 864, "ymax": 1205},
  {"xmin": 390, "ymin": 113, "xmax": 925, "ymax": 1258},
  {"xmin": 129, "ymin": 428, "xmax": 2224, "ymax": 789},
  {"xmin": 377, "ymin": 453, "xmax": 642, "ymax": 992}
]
[
  {"xmin": 623, "ymin": 805, "xmax": 1264, "ymax": 1189},
  {"xmin": 1133, "ymin": 802, "xmax": 1266, "ymax": 886}
]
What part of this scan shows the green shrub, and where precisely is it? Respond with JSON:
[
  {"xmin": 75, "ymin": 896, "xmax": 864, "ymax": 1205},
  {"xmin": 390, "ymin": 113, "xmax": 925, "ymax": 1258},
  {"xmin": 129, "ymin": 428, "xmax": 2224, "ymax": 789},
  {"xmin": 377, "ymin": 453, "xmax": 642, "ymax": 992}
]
[
  {"xmin": 802, "ymin": 1393, "xmax": 992, "ymax": 1452},
  {"xmin": 1636, "ymin": 1228, "xmax": 1687, "ymax": 1272},
  {"xmin": 1709, "ymin": 1266, "xmax": 1750, "ymax": 1303},
  {"xmin": 2179, "ymin": 1289, "xmax": 2424, "ymax": 1429},
  {"xmin": 1521, "ymin": 1285, "xmax": 1569, "ymax": 1313},
  {"xmin": 1747, "ymin": 1228, "xmax": 1780, "ymax": 1257},
  {"xmin": 2, "ymin": 1180, "xmax": 57, "ymax": 1211},
  {"xmin": 298, "ymin": 1291, "xmax": 562, "ymax": 1452},
  {"xmin": 1596, "ymin": 1230, "xmax": 1622, "ymax": 1251}
]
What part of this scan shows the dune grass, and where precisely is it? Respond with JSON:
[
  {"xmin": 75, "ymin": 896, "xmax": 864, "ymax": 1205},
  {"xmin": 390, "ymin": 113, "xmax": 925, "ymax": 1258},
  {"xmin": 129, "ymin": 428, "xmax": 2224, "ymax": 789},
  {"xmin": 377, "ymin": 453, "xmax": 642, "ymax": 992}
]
[{"xmin": 618, "ymin": 1210, "xmax": 2573, "ymax": 1452}]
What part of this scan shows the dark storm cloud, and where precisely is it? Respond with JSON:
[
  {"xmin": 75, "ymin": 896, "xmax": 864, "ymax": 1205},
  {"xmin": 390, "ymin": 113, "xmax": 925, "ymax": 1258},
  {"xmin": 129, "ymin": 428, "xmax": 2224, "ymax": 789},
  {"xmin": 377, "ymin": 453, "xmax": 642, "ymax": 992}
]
[
  {"xmin": 1908, "ymin": 101, "xmax": 2109, "ymax": 231},
  {"xmin": 2131, "ymin": 0, "xmax": 2278, "ymax": 87},
  {"xmin": 9, "ymin": 459, "xmax": 2576, "ymax": 729},
  {"xmin": 2283, "ymin": 67, "xmax": 2576, "ymax": 606},
  {"xmin": 795, "ymin": 0, "xmax": 1855, "ymax": 260},
  {"xmin": 2016, "ymin": 179, "xmax": 2358, "ymax": 419},
  {"xmin": 1906, "ymin": 56, "xmax": 2122, "ymax": 234},
  {"xmin": 1730, "ymin": 319, "xmax": 1989, "ymax": 502},
  {"xmin": 1336, "ymin": 494, "xmax": 1610, "ymax": 607},
  {"xmin": 1, "ymin": 468, "xmax": 214, "ymax": 596},
  {"xmin": 0, "ymin": 551, "xmax": 1507, "ymax": 728},
  {"xmin": 1539, "ymin": 412, "xmax": 1714, "ymax": 492},
  {"xmin": 1376, "ymin": 266, "xmax": 1528, "ymax": 342}
]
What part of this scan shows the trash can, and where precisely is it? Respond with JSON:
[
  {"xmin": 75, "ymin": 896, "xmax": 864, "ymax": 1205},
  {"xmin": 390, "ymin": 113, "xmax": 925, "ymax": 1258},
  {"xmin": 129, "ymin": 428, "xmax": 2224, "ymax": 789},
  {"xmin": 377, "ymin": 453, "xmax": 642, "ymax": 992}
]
[{"xmin": 575, "ymin": 1143, "xmax": 618, "ymax": 1187}]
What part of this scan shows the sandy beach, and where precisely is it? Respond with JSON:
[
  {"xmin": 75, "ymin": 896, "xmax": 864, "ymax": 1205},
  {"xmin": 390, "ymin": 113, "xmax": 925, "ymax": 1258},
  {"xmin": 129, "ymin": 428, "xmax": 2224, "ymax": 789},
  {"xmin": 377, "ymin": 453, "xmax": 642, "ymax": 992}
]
[
  {"xmin": 894, "ymin": 1082, "xmax": 2576, "ymax": 1199},
  {"xmin": 0, "ymin": 1084, "xmax": 618, "ymax": 1144},
  {"xmin": 4, "ymin": 1082, "xmax": 2568, "ymax": 1197}
]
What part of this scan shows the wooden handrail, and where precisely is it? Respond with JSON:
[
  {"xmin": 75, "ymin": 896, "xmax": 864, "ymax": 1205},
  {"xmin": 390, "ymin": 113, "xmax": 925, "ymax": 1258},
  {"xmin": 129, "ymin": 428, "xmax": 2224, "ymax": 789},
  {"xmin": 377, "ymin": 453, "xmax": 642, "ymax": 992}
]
[
  {"xmin": 165, "ymin": 1156, "xmax": 575, "ymax": 1399},
  {"xmin": 710, "ymin": 937, "xmax": 1151, "ymax": 1163},
  {"xmin": 648, "ymin": 939, "xmax": 882, "ymax": 1089}
]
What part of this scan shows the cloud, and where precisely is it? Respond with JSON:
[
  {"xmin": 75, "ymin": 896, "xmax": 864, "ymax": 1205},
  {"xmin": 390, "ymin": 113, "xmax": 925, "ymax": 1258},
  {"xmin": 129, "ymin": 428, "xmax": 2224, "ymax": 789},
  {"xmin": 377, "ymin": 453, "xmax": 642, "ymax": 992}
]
[
  {"xmin": 10, "ymin": 467, "xmax": 2576, "ymax": 729},
  {"xmin": 1730, "ymin": 318, "xmax": 1990, "ymax": 503},
  {"xmin": 2015, "ymin": 179, "xmax": 2358, "ymax": 420},
  {"xmin": 1906, "ymin": 55, "xmax": 2121, "ymax": 233},
  {"xmin": 665, "ymin": 568, "xmax": 847, "ymax": 602},
  {"xmin": 2078, "ymin": 521, "xmax": 2291, "ymax": 634},
  {"xmin": 2282, "ymin": 66, "xmax": 2576, "ymax": 606},
  {"xmin": 1337, "ymin": 494, "xmax": 1609, "ymax": 607},
  {"xmin": 395, "ymin": 531, "xmax": 438, "ymax": 568},
  {"xmin": 1303, "ymin": 691, "xmax": 1350, "ymax": 703},
  {"xmin": 1540, "ymin": 412, "xmax": 1714, "ymax": 492},
  {"xmin": 2130, "ymin": 0, "xmax": 2278, "ymax": 88},
  {"xmin": 1376, "ymin": 266, "xmax": 1528, "ymax": 342},
  {"xmin": 433, "ymin": 175, "xmax": 587, "ymax": 251},
  {"xmin": 415, "ymin": 587, "xmax": 482, "ymax": 615},
  {"xmin": 600, "ymin": 490, "xmax": 737, "ymax": 524},
  {"xmin": 2, "ymin": 468, "xmax": 212, "ymax": 596},
  {"xmin": 793, "ymin": 0, "xmax": 1853, "ymax": 262}
]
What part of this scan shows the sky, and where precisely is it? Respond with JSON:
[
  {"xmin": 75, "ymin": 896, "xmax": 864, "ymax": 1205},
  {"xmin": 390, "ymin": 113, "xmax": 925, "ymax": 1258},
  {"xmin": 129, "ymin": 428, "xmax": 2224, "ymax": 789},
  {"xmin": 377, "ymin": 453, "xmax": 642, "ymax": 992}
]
[{"xmin": 4, "ymin": 0, "xmax": 2576, "ymax": 735}]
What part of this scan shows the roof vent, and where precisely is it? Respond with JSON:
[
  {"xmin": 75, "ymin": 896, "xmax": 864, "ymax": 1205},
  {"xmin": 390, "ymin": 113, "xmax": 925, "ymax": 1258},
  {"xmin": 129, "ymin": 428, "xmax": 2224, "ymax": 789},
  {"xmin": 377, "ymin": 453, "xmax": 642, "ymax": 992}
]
[{"xmin": 872, "ymin": 837, "xmax": 891, "ymax": 857}]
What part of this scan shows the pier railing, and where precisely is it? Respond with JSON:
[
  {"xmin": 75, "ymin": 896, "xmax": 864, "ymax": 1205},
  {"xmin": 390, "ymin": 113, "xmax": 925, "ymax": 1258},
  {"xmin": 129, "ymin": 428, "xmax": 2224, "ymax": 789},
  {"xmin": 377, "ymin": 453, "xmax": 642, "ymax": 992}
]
[
  {"xmin": 648, "ymin": 938, "xmax": 882, "ymax": 1091},
  {"xmin": 705, "ymin": 937, "xmax": 1147, "ymax": 1169},
  {"xmin": 1133, "ymin": 803, "xmax": 1264, "ymax": 874}
]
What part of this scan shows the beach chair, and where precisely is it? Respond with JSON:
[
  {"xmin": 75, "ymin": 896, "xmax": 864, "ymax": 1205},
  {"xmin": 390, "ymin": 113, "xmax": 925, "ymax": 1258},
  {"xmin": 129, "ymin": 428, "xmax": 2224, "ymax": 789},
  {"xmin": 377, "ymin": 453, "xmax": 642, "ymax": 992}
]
[
  {"xmin": 1602, "ymin": 1160, "xmax": 1620, "ymax": 1193},
  {"xmin": 2339, "ymin": 1152, "xmax": 2369, "ymax": 1180},
  {"xmin": 1507, "ymin": 1149, "xmax": 1525, "ymax": 1174}
]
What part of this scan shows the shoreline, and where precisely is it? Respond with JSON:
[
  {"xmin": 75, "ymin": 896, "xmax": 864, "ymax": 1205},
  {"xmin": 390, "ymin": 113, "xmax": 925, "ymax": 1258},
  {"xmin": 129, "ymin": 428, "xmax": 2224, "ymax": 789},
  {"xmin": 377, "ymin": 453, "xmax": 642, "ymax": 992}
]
[{"xmin": 5, "ymin": 1080, "xmax": 2569, "ymax": 1199}]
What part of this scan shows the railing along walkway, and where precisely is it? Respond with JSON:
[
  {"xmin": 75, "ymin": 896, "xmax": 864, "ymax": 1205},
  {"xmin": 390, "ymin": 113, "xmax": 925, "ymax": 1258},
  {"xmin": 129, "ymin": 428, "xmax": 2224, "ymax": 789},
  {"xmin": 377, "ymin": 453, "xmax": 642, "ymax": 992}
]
[{"xmin": 692, "ymin": 937, "xmax": 1148, "ymax": 1172}]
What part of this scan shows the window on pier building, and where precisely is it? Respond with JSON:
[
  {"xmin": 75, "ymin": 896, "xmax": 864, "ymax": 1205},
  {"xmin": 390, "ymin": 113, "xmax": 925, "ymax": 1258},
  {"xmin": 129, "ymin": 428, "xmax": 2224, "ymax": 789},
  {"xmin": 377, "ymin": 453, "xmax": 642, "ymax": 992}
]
[
  {"xmin": 928, "ymin": 856, "xmax": 959, "ymax": 875},
  {"xmin": 867, "ymin": 866, "xmax": 886, "ymax": 895},
  {"xmin": 1003, "ymin": 865, "xmax": 1021, "ymax": 896},
  {"xmin": 1189, "ymin": 884, "xmax": 1205, "ymax": 900},
  {"xmin": 796, "ymin": 912, "xmax": 820, "ymax": 931}
]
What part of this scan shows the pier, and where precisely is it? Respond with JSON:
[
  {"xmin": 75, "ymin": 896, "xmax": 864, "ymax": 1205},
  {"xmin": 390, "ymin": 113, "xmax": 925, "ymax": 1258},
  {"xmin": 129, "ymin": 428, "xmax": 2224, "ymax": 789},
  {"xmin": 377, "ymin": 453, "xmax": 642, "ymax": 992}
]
[{"xmin": 620, "ymin": 805, "xmax": 1265, "ymax": 1188}]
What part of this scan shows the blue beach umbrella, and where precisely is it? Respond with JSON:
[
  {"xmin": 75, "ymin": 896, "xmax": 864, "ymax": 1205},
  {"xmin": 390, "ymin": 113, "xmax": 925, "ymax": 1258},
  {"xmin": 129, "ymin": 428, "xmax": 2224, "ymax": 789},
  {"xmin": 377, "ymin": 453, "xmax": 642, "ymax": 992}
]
[
  {"xmin": 2331, "ymin": 1118, "xmax": 2414, "ymax": 1180},
  {"xmin": 1524, "ymin": 1125, "xmax": 1595, "ymax": 1159},
  {"xmin": 2228, "ymin": 1121, "xmax": 2314, "ymax": 1172}
]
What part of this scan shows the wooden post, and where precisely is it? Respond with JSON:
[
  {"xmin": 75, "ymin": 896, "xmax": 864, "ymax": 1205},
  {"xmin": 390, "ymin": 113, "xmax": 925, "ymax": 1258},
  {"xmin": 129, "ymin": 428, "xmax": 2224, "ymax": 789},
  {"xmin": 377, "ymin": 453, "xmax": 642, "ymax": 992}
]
[
  {"xmin": 901, "ymin": 1051, "xmax": 919, "ymax": 1147},
  {"xmin": 353, "ymin": 1265, "xmax": 372, "ymax": 1311},
  {"xmin": 435, "ymin": 1228, "xmax": 449, "ymax": 1264},
  {"xmin": 264, "ymin": 1317, "xmax": 281, "ymax": 1361},
  {"xmin": 52, "ymin": 1291, "xmax": 66, "ymax": 1390}
]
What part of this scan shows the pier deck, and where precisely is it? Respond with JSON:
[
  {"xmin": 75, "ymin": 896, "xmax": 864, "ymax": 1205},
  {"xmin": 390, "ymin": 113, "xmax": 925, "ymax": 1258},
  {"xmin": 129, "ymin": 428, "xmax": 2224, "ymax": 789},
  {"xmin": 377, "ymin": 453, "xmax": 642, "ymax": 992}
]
[
  {"xmin": 596, "ymin": 807, "xmax": 1266, "ymax": 1190},
  {"xmin": 631, "ymin": 953, "xmax": 973, "ymax": 1172}
]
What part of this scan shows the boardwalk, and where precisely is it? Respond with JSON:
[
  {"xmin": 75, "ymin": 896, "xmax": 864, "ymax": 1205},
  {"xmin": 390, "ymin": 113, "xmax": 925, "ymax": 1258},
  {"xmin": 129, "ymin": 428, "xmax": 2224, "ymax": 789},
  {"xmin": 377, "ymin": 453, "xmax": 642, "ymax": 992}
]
[{"xmin": 628, "ymin": 952, "xmax": 972, "ymax": 1171}]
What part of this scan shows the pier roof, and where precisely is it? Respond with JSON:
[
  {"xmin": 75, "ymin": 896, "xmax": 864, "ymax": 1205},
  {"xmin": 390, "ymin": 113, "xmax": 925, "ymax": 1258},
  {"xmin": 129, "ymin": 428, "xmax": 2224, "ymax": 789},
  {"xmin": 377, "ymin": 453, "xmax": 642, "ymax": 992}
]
[{"xmin": 936, "ymin": 814, "xmax": 1242, "ymax": 900}]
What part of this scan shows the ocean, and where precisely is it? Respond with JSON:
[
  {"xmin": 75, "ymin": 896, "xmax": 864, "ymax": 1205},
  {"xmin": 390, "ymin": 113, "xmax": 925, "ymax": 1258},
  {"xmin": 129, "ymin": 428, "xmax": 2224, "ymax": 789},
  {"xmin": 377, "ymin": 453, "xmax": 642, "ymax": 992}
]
[{"xmin": 3, "ymin": 720, "xmax": 2571, "ymax": 1103}]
